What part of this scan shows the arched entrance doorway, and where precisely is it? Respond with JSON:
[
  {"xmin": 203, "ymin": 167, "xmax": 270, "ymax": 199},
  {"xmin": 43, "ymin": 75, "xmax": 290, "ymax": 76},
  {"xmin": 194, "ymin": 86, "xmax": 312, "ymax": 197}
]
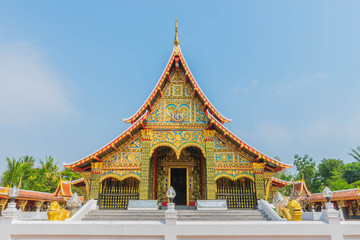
[
  {"xmin": 99, "ymin": 176, "xmax": 139, "ymax": 209},
  {"xmin": 216, "ymin": 177, "xmax": 256, "ymax": 209},
  {"xmin": 150, "ymin": 146, "xmax": 204, "ymax": 207}
]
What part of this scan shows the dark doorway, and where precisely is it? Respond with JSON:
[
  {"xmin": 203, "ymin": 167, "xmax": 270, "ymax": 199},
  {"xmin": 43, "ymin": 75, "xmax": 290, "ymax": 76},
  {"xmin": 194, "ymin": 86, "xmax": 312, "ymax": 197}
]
[{"xmin": 171, "ymin": 168, "xmax": 187, "ymax": 205}]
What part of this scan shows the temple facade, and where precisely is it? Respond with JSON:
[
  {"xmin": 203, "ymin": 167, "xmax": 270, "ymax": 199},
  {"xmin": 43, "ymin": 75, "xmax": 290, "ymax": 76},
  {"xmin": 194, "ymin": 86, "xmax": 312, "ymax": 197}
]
[{"xmin": 64, "ymin": 22, "xmax": 291, "ymax": 209}]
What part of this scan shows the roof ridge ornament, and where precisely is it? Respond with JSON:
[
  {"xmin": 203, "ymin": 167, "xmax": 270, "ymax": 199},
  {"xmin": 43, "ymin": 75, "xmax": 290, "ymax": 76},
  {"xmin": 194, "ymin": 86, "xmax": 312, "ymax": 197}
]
[{"xmin": 174, "ymin": 18, "xmax": 180, "ymax": 46}]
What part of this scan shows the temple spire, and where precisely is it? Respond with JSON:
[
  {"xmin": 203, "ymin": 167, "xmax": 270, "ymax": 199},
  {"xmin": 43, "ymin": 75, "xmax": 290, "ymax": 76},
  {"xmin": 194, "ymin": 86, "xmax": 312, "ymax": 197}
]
[{"xmin": 174, "ymin": 18, "xmax": 180, "ymax": 46}]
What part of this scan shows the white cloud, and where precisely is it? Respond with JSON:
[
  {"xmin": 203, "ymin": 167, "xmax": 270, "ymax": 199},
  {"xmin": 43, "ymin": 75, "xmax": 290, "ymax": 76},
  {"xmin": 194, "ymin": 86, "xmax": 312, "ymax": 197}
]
[
  {"xmin": 268, "ymin": 72, "xmax": 328, "ymax": 96},
  {"xmin": 0, "ymin": 41, "xmax": 73, "ymax": 125}
]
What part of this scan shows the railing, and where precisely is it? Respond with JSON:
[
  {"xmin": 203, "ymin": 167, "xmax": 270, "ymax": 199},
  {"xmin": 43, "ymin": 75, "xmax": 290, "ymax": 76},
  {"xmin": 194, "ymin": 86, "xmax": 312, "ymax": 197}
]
[
  {"xmin": 99, "ymin": 185, "xmax": 139, "ymax": 209},
  {"xmin": 257, "ymin": 199, "xmax": 284, "ymax": 221},
  {"xmin": 216, "ymin": 186, "xmax": 256, "ymax": 208}
]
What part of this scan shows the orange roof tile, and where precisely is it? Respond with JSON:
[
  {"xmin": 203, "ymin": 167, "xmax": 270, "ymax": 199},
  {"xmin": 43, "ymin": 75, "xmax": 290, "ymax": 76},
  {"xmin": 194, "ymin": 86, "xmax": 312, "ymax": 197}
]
[
  {"xmin": 302, "ymin": 188, "xmax": 360, "ymax": 202},
  {"xmin": 54, "ymin": 180, "xmax": 72, "ymax": 198}
]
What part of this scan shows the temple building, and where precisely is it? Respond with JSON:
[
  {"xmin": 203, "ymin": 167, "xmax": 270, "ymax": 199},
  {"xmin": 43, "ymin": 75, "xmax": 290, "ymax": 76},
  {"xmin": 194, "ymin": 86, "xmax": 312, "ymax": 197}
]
[{"xmin": 64, "ymin": 21, "xmax": 291, "ymax": 209}]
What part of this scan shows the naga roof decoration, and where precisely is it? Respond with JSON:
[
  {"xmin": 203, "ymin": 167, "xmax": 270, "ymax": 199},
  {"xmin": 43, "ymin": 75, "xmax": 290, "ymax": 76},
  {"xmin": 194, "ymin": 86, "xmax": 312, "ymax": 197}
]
[
  {"xmin": 64, "ymin": 111, "xmax": 148, "ymax": 169},
  {"xmin": 205, "ymin": 109, "xmax": 291, "ymax": 169}
]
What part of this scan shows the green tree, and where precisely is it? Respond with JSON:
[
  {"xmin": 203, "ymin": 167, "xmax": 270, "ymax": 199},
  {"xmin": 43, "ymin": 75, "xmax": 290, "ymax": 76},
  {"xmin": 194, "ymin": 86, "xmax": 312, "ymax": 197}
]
[
  {"xmin": 317, "ymin": 158, "xmax": 344, "ymax": 186},
  {"xmin": 60, "ymin": 168, "xmax": 82, "ymax": 181},
  {"xmin": 40, "ymin": 156, "xmax": 59, "ymax": 180},
  {"xmin": 293, "ymin": 154, "xmax": 316, "ymax": 192},
  {"xmin": 326, "ymin": 170, "xmax": 353, "ymax": 191},
  {"xmin": 349, "ymin": 146, "xmax": 360, "ymax": 162},
  {"xmin": 343, "ymin": 162, "xmax": 360, "ymax": 184},
  {"xmin": 1, "ymin": 157, "xmax": 25, "ymax": 187}
]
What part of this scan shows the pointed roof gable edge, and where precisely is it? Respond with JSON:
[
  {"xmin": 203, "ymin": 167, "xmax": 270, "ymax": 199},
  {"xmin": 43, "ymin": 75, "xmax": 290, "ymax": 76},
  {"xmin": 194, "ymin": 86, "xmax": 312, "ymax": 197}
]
[
  {"xmin": 177, "ymin": 47, "xmax": 231, "ymax": 123},
  {"xmin": 205, "ymin": 110, "xmax": 291, "ymax": 169},
  {"xmin": 64, "ymin": 110, "xmax": 149, "ymax": 170},
  {"xmin": 123, "ymin": 46, "xmax": 231, "ymax": 124}
]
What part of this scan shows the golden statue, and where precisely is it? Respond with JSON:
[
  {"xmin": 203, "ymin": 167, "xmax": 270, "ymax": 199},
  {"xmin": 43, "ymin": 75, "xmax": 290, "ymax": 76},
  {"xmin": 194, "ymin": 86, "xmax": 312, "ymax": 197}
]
[
  {"xmin": 47, "ymin": 201, "xmax": 71, "ymax": 221},
  {"xmin": 274, "ymin": 193, "xmax": 302, "ymax": 221}
]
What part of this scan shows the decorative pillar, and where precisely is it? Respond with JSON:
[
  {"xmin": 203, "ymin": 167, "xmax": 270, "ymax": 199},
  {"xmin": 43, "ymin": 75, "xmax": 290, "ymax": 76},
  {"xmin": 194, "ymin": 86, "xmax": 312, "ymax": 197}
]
[
  {"xmin": 89, "ymin": 162, "xmax": 102, "ymax": 200},
  {"xmin": 253, "ymin": 162, "xmax": 266, "ymax": 200},
  {"xmin": 264, "ymin": 172, "xmax": 274, "ymax": 201},
  {"xmin": 203, "ymin": 130, "xmax": 216, "ymax": 200},
  {"xmin": 140, "ymin": 129, "xmax": 153, "ymax": 200}
]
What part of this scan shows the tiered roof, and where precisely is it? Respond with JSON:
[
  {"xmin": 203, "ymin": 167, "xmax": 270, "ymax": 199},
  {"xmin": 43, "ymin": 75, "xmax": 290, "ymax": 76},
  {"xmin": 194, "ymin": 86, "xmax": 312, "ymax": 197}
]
[{"xmin": 64, "ymin": 22, "xmax": 291, "ymax": 172}]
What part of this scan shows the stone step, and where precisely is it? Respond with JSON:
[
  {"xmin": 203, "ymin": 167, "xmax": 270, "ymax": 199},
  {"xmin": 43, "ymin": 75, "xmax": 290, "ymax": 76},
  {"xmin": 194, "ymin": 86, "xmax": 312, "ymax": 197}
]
[{"xmin": 82, "ymin": 209, "xmax": 268, "ymax": 221}]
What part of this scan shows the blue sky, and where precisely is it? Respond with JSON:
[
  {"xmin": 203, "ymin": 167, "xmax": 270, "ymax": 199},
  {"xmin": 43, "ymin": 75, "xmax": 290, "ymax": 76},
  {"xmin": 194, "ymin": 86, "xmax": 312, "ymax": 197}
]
[{"xmin": 1, "ymin": 1, "xmax": 360, "ymax": 174}]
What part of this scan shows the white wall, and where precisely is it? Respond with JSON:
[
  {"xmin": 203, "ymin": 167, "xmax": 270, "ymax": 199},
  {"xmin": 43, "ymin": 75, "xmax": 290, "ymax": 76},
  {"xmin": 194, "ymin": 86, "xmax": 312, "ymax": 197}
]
[{"xmin": 0, "ymin": 219, "xmax": 360, "ymax": 240}]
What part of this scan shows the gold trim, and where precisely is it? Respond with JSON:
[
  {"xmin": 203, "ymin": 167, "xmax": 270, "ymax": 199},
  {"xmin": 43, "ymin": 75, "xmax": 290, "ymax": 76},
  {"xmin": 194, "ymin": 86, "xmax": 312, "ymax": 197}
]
[{"xmin": 100, "ymin": 173, "xmax": 140, "ymax": 182}]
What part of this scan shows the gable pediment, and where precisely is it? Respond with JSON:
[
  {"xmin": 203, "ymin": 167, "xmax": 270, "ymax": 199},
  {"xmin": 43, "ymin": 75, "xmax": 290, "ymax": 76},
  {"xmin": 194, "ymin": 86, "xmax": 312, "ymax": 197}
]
[{"xmin": 145, "ymin": 69, "xmax": 209, "ymax": 128}]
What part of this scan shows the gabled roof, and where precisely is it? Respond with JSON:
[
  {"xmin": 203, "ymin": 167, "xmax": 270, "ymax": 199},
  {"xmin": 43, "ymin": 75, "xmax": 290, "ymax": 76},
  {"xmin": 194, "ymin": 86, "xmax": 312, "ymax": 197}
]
[
  {"xmin": 64, "ymin": 26, "xmax": 291, "ymax": 173},
  {"xmin": 301, "ymin": 187, "xmax": 360, "ymax": 202},
  {"xmin": 205, "ymin": 109, "xmax": 292, "ymax": 169},
  {"xmin": 54, "ymin": 179, "xmax": 72, "ymax": 198},
  {"xmin": 290, "ymin": 179, "xmax": 311, "ymax": 200},
  {"xmin": 123, "ymin": 45, "xmax": 231, "ymax": 124}
]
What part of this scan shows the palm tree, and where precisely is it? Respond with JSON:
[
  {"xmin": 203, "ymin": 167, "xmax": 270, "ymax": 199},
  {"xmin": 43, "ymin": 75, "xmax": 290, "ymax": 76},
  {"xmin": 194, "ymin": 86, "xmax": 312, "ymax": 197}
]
[
  {"xmin": 349, "ymin": 146, "xmax": 360, "ymax": 162},
  {"xmin": 40, "ymin": 156, "xmax": 59, "ymax": 180},
  {"xmin": 1, "ymin": 157, "xmax": 24, "ymax": 187}
]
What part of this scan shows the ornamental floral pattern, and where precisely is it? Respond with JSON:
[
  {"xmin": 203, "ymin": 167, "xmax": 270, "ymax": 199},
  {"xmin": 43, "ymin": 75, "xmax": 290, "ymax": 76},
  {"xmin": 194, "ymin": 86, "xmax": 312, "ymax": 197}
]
[
  {"xmin": 214, "ymin": 136, "xmax": 230, "ymax": 149},
  {"xmin": 195, "ymin": 102, "xmax": 208, "ymax": 124},
  {"xmin": 151, "ymin": 130, "xmax": 204, "ymax": 149},
  {"xmin": 121, "ymin": 152, "xmax": 141, "ymax": 163},
  {"xmin": 215, "ymin": 153, "xmax": 234, "ymax": 163},
  {"xmin": 147, "ymin": 102, "xmax": 161, "ymax": 123},
  {"xmin": 165, "ymin": 99, "xmax": 191, "ymax": 123}
]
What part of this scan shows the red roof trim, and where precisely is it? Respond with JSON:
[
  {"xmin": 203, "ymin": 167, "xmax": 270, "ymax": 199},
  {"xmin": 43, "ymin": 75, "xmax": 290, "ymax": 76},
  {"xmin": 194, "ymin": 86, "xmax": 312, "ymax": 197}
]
[
  {"xmin": 205, "ymin": 110, "xmax": 292, "ymax": 169},
  {"xmin": 272, "ymin": 177, "xmax": 292, "ymax": 187},
  {"xmin": 64, "ymin": 111, "xmax": 149, "ymax": 169},
  {"xmin": 123, "ymin": 46, "xmax": 231, "ymax": 124}
]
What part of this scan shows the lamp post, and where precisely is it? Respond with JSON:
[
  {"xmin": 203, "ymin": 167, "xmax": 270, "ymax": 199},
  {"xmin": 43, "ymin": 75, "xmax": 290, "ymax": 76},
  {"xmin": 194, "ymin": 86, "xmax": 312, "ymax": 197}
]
[{"xmin": 164, "ymin": 186, "xmax": 177, "ymax": 224}]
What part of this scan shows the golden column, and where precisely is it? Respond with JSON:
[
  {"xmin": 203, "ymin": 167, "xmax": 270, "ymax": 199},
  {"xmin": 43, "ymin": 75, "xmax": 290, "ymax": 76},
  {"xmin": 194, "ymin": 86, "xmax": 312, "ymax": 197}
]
[
  {"xmin": 253, "ymin": 162, "xmax": 266, "ymax": 200},
  {"xmin": 203, "ymin": 130, "xmax": 216, "ymax": 200},
  {"xmin": 139, "ymin": 129, "xmax": 153, "ymax": 200},
  {"xmin": 89, "ymin": 162, "xmax": 103, "ymax": 200}
]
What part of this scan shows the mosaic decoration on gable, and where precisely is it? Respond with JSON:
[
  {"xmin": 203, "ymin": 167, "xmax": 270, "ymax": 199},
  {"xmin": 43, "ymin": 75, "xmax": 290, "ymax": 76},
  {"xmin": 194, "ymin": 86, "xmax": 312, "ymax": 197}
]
[
  {"xmin": 164, "ymin": 71, "xmax": 190, "ymax": 99},
  {"xmin": 121, "ymin": 152, "xmax": 141, "ymax": 163},
  {"xmin": 238, "ymin": 153, "xmax": 251, "ymax": 163},
  {"xmin": 214, "ymin": 136, "xmax": 231, "ymax": 149},
  {"xmin": 164, "ymin": 99, "xmax": 191, "ymax": 123},
  {"xmin": 123, "ymin": 136, "xmax": 142, "ymax": 151},
  {"xmin": 215, "ymin": 153, "xmax": 234, "ymax": 163},
  {"xmin": 195, "ymin": 102, "xmax": 208, "ymax": 124},
  {"xmin": 146, "ymin": 102, "xmax": 161, "ymax": 123}
]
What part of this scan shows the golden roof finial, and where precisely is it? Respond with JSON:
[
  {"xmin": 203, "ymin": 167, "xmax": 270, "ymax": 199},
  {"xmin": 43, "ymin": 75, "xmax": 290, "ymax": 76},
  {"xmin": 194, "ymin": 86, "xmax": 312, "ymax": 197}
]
[{"xmin": 174, "ymin": 18, "xmax": 180, "ymax": 46}]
